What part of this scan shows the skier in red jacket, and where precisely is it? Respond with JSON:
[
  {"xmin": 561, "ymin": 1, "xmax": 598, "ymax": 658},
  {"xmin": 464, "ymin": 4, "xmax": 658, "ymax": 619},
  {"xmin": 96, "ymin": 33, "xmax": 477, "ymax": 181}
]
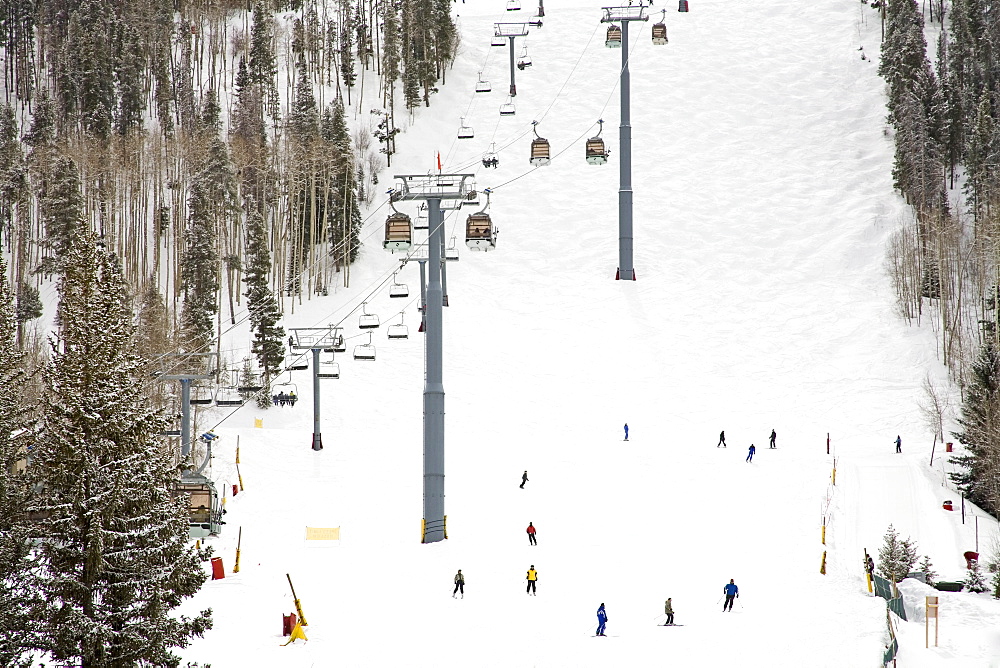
[{"xmin": 527, "ymin": 522, "xmax": 537, "ymax": 546}]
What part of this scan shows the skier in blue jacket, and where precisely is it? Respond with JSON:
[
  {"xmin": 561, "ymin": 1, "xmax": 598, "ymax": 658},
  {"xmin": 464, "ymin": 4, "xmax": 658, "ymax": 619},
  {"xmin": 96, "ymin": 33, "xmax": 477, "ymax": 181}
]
[
  {"xmin": 746, "ymin": 444, "xmax": 755, "ymax": 463},
  {"xmin": 596, "ymin": 603, "xmax": 608, "ymax": 636},
  {"xmin": 624, "ymin": 424, "xmax": 629, "ymax": 441},
  {"xmin": 723, "ymin": 579, "xmax": 739, "ymax": 611}
]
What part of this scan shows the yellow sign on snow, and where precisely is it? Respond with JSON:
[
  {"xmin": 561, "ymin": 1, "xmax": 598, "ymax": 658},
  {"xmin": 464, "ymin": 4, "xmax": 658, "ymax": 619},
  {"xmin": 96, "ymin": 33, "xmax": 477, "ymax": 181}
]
[
  {"xmin": 305, "ymin": 527, "xmax": 340, "ymax": 540},
  {"xmin": 282, "ymin": 622, "xmax": 308, "ymax": 645}
]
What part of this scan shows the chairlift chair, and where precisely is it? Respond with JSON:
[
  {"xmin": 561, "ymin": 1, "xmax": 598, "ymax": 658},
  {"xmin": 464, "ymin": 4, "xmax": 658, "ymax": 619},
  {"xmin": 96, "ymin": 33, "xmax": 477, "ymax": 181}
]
[
  {"xmin": 678, "ymin": 0, "xmax": 689, "ymax": 12},
  {"xmin": 353, "ymin": 333, "xmax": 377, "ymax": 361},
  {"xmin": 606, "ymin": 24, "xmax": 622, "ymax": 48},
  {"xmin": 586, "ymin": 119, "xmax": 609, "ymax": 165},
  {"xmin": 466, "ymin": 189, "xmax": 497, "ymax": 251},
  {"xmin": 330, "ymin": 332, "xmax": 347, "ymax": 353},
  {"xmin": 190, "ymin": 385, "xmax": 214, "ymax": 405},
  {"xmin": 287, "ymin": 353, "xmax": 309, "ymax": 371},
  {"xmin": 530, "ymin": 121, "xmax": 551, "ymax": 166},
  {"xmin": 476, "ymin": 73, "xmax": 492, "ymax": 93},
  {"xmin": 317, "ymin": 351, "xmax": 340, "ymax": 379},
  {"xmin": 506, "ymin": 0, "xmax": 520, "ymax": 10},
  {"xmin": 492, "ymin": 34, "xmax": 507, "ymax": 47},
  {"xmin": 387, "ymin": 313, "xmax": 409, "ymax": 340},
  {"xmin": 359, "ymin": 302, "xmax": 380, "ymax": 329},
  {"xmin": 390, "ymin": 272, "xmax": 409, "ymax": 298},
  {"xmin": 652, "ymin": 21, "xmax": 668, "ymax": 45},
  {"xmin": 445, "ymin": 237, "xmax": 460, "ymax": 262},
  {"xmin": 482, "ymin": 143, "xmax": 500, "ymax": 168},
  {"xmin": 500, "ymin": 98, "xmax": 516, "ymax": 116},
  {"xmin": 458, "ymin": 118, "xmax": 475, "ymax": 140},
  {"xmin": 517, "ymin": 58, "xmax": 532, "ymax": 70},
  {"xmin": 215, "ymin": 387, "xmax": 244, "ymax": 407},
  {"xmin": 415, "ymin": 203, "xmax": 429, "ymax": 230},
  {"xmin": 383, "ymin": 207, "xmax": 413, "ymax": 252},
  {"xmin": 465, "ymin": 189, "xmax": 481, "ymax": 207}
]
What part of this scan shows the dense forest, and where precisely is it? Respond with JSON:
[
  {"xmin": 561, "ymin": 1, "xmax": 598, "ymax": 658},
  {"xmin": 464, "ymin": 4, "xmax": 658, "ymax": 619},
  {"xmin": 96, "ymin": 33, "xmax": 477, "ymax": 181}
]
[
  {"xmin": 0, "ymin": 1, "xmax": 456, "ymax": 664},
  {"xmin": 877, "ymin": 0, "xmax": 1000, "ymax": 518}
]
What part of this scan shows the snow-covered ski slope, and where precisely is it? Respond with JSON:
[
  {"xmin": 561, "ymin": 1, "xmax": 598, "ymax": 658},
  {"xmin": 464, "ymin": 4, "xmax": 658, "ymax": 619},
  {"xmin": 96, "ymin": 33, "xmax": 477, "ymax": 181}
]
[{"xmin": 178, "ymin": 1, "xmax": 1000, "ymax": 665}]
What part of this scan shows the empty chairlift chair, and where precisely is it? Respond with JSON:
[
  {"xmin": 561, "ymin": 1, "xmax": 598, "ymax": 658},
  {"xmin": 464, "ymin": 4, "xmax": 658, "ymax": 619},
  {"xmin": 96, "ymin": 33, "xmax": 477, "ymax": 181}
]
[
  {"xmin": 389, "ymin": 272, "xmax": 409, "ymax": 298},
  {"xmin": 652, "ymin": 21, "xmax": 668, "ymax": 45},
  {"xmin": 190, "ymin": 385, "xmax": 214, "ymax": 405},
  {"xmin": 476, "ymin": 73, "xmax": 492, "ymax": 93},
  {"xmin": 586, "ymin": 119, "xmax": 609, "ymax": 165},
  {"xmin": 492, "ymin": 34, "xmax": 507, "ymax": 47},
  {"xmin": 387, "ymin": 313, "xmax": 409, "ymax": 340},
  {"xmin": 466, "ymin": 189, "xmax": 497, "ymax": 251},
  {"xmin": 530, "ymin": 121, "xmax": 551, "ymax": 166},
  {"xmin": 506, "ymin": 0, "xmax": 520, "ymax": 10},
  {"xmin": 445, "ymin": 236, "xmax": 460, "ymax": 262},
  {"xmin": 287, "ymin": 353, "xmax": 309, "ymax": 371},
  {"xmin": 353, "ymin": 333, "xmax": 377, "ymax": 361},
  {"xmin": 606, "ymin": 24, "xmax": 622, "ymax": 48},
  {"xmin": 215, "ymin": 387, "xmax": 244, "ymax": 407},
  {"xmin": 317, "ymin": 351, "xmax": 340, "ymax": 379},
  {"xmin": 458, "ymin": 117, "xmax": 474, "ymax": 139},
  {"xmin": 383, "ymin": 207, "xmax": 413, "ymax": 252},
  {"xmin": 500, "ymin": 97, "xmax": 516, "ymax": 117},
  {"xmin": 359, "ymin": 302, "xmax": 380, "ymax": 329}
]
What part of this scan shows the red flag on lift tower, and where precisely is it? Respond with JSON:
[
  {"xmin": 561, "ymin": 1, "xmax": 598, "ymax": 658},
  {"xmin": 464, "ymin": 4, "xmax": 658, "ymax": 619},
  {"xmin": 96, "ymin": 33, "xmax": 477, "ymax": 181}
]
[{"xmin": 437, "ymin": 152, "xmax": 442, "ymax": 172}]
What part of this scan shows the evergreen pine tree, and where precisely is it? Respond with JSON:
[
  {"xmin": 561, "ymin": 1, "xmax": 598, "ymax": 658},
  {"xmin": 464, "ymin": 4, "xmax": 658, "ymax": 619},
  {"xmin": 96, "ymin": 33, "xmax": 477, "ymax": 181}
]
[
  {"xmin": 249, "ymin": 5, "xmax": 279, "ymax": 118},
  {"xmin": 918, "ymin": 555, "xmax": 937, "ymax": 586},
  {"xmin": 244, "ymin": 208, "xmax": 285, "ymax": 406},
  {"xmin": 952, "ymin": 342, "xmax": 1000, "ymax": 517},
  {"xmin": 38, "ymin": 156, "xmax": 86, "ymax": 275},
  {"xmin": 0, "ymin": 103, "xmax": 28, "ymax": 237},
  {"xmin": 965, "ymin": 559, "xmax": 988, "ymax": 592},
  {"xmin": 339, "ymin": 0, "xmax": 357, "ymax": 101},
  {"xmin": 322, "ymin": 97, "xmax": 362, "ymax": 265},
  {"xmin": 0, "ymin": 254, "xmax": 42, "ymax": 667},
  {"xmin": 877, "ymin": 524, "xmax": 919, "ymax": 583},
  {"xmin": 29, "ymin": 232, "xmax": 212, "ymax": 666}
]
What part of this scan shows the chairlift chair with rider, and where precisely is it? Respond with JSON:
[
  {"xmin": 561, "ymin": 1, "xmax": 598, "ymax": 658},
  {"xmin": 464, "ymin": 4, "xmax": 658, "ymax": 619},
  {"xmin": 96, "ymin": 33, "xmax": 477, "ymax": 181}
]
[{"xmin": 482, "ymin": 143, "xmax": 500, "ymax": 168}]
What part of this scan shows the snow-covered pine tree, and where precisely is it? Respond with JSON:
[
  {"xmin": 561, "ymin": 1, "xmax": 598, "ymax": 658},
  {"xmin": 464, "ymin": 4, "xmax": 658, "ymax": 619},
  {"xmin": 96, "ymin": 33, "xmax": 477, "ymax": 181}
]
[
  {"xmin": 322, "ymin": 96, "xmax": 362, "ymax": 269},
  {"xmin": 29, "ymin": 232, "xmax": 212, "ymax": 666},
  {"xmin": 249, "ymin": 4, "xmax": 280, "ymax": 118},
  {"xmin": 877, "ymin": 524, "xmax": 919, "ymax": 583},
  {"xmin": 952, "ymin": 342, "xmax": 1000, "ymax": 518},
  {"xmin": 286, "ymin": 65, "xmax": 321, "ymax": 298},
  {"xmin": 0, "ymin": 254, "xmax": 42, "ymax": 668},
  {"xmin": 37, "ymin": 156, "xmax": 86, "ymax": 275},
  {"xmin": 244, "ymin": 208, "xmax": 285, "ymax": 407},
  {"xmin": 339, "ymin": 0, "xmax": 357, "ymax": 102},
  {"xmin": 918, "ymin": 555, "xmax": 937, "ymax": 586},
  {"xmin": 965, "ymin": 559, "xmax": 988, "ymax": 593}
]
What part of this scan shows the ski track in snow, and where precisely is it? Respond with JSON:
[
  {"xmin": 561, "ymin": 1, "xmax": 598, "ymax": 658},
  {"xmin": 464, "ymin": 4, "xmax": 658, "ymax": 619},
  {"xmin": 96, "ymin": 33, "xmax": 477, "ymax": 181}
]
[{"xmin": 175, "ymin": 1, "xmax": 1000, "ymax": 666}]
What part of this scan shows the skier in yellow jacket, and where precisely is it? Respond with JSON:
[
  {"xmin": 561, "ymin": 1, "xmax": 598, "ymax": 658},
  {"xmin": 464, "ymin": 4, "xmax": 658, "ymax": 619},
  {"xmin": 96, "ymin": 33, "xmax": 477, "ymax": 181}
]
[{"xmin": 526, "ymin": 565, "xmax": 538, "ymax": 595}]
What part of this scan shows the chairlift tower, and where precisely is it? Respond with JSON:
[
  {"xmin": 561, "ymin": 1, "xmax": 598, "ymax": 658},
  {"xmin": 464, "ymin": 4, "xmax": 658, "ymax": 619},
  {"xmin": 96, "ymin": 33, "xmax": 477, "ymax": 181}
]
[
  {"xmin": 153, "ymin": 352, "xmax": 218, "ymax": 464},
  {"xmin": 289, "ymin": 326, "xmax": 345, "ymax": 451},
  {"xmin": 390, "ymin": 173, "xmax": 478, "ymax": 543},
  {"xmin": 495, "ymin": 23, "xmax": 529, "ymax": 96},
  {"xmin": 601, "ymin": 4, "xmax": 648, "ymax": 281}
]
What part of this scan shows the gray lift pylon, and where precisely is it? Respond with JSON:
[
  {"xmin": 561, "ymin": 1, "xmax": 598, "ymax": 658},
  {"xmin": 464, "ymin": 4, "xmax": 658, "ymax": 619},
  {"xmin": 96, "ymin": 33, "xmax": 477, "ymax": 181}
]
[
  {"xmin": 494, "ymin": 22, "xmax": 529, "ymax": 96},
  {"xmin": 601, "ymin": 4, "xmax": 648, "ymax": 281},
  {"xmin": 390, "ymin": 173, "xmax": 485, "ymax": 544},
  {"xmin": 289, "ymin": 326, "xmax": 345, "ymax": 451},
  {"xmin": 153, "ymin": 352, "xmax": 218, "ymax": 464}
]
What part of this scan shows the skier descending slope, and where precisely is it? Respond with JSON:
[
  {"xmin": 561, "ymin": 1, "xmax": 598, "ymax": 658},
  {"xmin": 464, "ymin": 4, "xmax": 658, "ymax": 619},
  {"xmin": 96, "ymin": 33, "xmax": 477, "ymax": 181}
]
[
  {"xmin": 526, "ymin": 522, "xmax": 537, "ymax": 546},
  {"xmin": 624, "ymin": 423, "xmax": 629, "ymax": 441},
  {"xmin": 723, "ymin": 579, "xmax": 739, "ymax": 611},
  {"xmin": 746, "ymin": 444, "xmax": 755, "ymax": 463},
  {"xmin": 526, "ymin": 565, "xmax": 538, "ymax": 595},
  {"xmin": 769, "ymin": 429, "xmax": 777, "ymax": 448},
  {"xmin": 717, "ymin": 430, "xmax": 726, "ymax": 447},
  {"xmin": 596, "ymin": 603, "xmax": 608, "ymax": 636},
  {"xmin": 453, "ymin": 570, "xmax": 465, "ymax": 598}
]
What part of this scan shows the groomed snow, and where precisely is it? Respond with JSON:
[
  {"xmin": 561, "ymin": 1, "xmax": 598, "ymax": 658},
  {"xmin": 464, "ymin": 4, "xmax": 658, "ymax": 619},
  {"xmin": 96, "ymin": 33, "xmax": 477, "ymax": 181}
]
[{"xmin": 177, "ymin": 1, "xmax": 1000, "ymax": 665}]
